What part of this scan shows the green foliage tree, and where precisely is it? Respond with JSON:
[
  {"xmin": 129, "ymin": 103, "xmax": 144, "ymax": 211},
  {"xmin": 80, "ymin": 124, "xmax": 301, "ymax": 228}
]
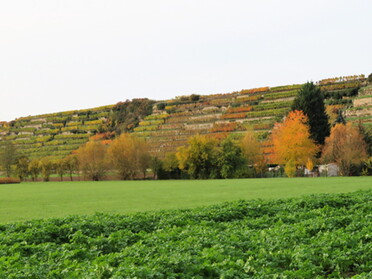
[
  {"xmin": 291, "ymin": 82, "xmax": 330, "ymax": 145},
  {"xmin": 149, "ymin": 156, "xmax": 163, "ymax": 179},
  {"xmin": 15, "ymin": 156, "xmax": 30, "ymax": 181},
  {"xmin": 176, "ymin": 135, "xmax": 220, "ymax": 179},
  {"xmin": 0, "ymin": 140, "xmax": 17, "ymax": 177},
  {"xmin": 161, "ymin": 153, "xmax": 182, "ymax": 179},
  {"xmin": 218, "ymin": 138, "xmax": 246, "ymax": 178}
]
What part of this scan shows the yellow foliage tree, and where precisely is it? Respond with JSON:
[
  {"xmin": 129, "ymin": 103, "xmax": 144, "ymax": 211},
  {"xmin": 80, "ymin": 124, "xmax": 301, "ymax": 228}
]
[
  {"xmin": 284, "ymin": 159, "xmax": 296, "ymax": 178},
  {"xmin": 241, "ymin": 131, "xmax": 267, "ymax": 176},
  {"xmin": 306, "ymin": 158, "xmax": 314, "ymax": 172},
  {"xmin": 271, "ymin": 110, "xmax": 319, "ymax": 172},
  {"xmin": 76, "ymin": 141, "xmax": 107, "ymax": 181},
  {"xmin": 322, "ymin": 123, "xmax": 367, "ymax": 176},
  {"xmin": 106, "ymin": 133, "xmax": 150, "ymax": 180}
]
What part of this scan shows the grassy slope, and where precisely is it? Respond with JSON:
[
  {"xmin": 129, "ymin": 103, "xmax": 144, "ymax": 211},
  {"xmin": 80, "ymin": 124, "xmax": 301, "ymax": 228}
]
[{"xmin": 1, "ymin": 176, "xmax": 371, "ymax": 224}]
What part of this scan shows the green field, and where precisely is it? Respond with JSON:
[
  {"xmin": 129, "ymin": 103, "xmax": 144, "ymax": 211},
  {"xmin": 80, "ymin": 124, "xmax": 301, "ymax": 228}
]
[
  {"xmin": 1, "ymin": 177, "xmax": 371, "ymax": 224},
  {"xmin": 1, "ymin": 190, "xmax": 371, "ymax": 278}
]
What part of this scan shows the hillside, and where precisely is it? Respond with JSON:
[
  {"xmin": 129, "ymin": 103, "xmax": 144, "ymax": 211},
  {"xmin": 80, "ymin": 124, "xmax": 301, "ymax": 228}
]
[{"xmin": 0, "ymin": 74, "xmax": 370, "ymax": 159}]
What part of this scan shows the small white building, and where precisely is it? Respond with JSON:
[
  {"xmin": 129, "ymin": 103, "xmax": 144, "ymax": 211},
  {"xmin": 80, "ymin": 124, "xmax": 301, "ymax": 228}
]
[{"xmin": 318, "ymin": 163, "xmax": 339, "ymax": 176}]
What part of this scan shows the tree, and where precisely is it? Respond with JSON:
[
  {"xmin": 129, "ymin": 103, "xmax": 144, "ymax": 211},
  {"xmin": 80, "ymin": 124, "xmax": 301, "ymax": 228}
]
[
  {"xmin": 218, "ymin": 137, "xmax": 246, "ymax": 179},
  {"xmin": 64, "ymin": 155, "xmax": 79, "ymax": 181},
  {"xmin": 54, "ymin": 158, "xmax": 67, "ymax": 181},
  {"xmin": 149, "ymin": 156, "xmax": 163, "ymax": 179},
  {"xmin": 76, "ymin": 141, "xmax": 107, "ymax": 181},
  {"xmin": 15, "ymin": 156, "xmax": 30, "ymax": 181},
  {"xmin": 106, "ymin": 133, "xmax": 150, "ymax": 180},
  {"xmin": 0, "ymin": 140, "xmax": 17, "ymax": 177},
  {"xmin": 28, "ymin": 159, "xmax": 40, "ymax": 182},
  {"xmin": 162, "ymin": 152, "xmax": 182, "ymax": 179},
  {"xmin": 368, "ymin": 73, "xmax": 372, "ymax": 83},
  {"xmin": 241, "ymin": 131, "xmax": 267, "ymax": 177},
  {"xmin": 322, "ymin": 123, "xmax": 367, "ymax": 176},
  {"xmin": 284, "ymin": 159, "xmax": 296, "ymax": 178},
  {"xmin": 292, "ymin": 82, "xmax": 330, "ymax": 145},
  {"xmin": 39, "ymin": 157, "xmax": 54, "ymax": 182},
  {"xmin": 176, "ymin": 135, "xmax": 220, "ymax": 179},
  {"xmin": 271, "ymin": 110, "xmax": 319, "ymax": 171},
  {"xmin": 138, "ymin": 152, "xmax": 151, "ymax": 179}
]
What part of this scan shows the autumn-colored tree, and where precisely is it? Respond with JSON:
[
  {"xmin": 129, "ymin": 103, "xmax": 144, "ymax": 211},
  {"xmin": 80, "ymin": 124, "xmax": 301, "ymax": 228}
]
[
  {"xmin": 106, "ymin": 133, "xmax": 150, "ymax": 180},
  {"xmin": 306, "ymin": 158, "xmax": 314, "ymax": 172},
  {"xmin": 54, "ymin": 158, "xmax": 67, "ymax": 181},
  {"xmin": 64, "ymin": 155, "xmax": 79, "ymax": 181},
  {"xmin": 284, "ymin": 159, "xmax": 296, "ymax": 177},
  {"xmin": 271, "ymin": 110, "xmax": 319, "ymax": 172},
  {"xmin": 241, "ymin": 131, "xmax": 267, "ymax": 177},
  {"xmin": 15, "ymin": 156, "xmax": 30, "ymax": 181},
  {"xmin": 322, "ymin": 123, "xmax": 367, "ymax": 176},
  {"xmin": 39, "ymin": 157, "xmax": 54, "ymax": 182},
  {"xmin": 76, "ymin": 141, "xmax": 107, "ymax": 181},
  {"xmin": 28, "ymin": 159, "xmax": 40, "ymax": 182},
  {"xmin": 176, "ymin": 135, "xmax": 220, "ymax": 179}
]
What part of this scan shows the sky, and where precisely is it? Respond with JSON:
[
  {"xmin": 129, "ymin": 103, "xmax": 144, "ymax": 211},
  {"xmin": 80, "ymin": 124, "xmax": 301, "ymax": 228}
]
[{"xmin": 0, "ymin": 0, "xmax": 371, "ymax": 121}]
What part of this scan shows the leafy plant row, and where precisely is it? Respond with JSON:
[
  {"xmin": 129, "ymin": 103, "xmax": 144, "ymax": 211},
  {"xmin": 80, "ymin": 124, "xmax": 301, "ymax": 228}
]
[{"xmin": 0, "ymin": 190, "xmax": 370, "ymax": 278}]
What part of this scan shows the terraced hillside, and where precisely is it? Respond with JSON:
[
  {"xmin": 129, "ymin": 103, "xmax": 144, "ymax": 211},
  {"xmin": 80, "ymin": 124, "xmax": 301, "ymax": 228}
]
[
  {"xmin": 0, "ymin": 74, "xmax": 370, "ymax": 160},
  {"xmin": 344, "ymin": 85, "xmax": 372, "ymax": 132},
  {"xmin": 0, "ymin": 106, "xmax": 114, "ymax": 159},
  {"xmin": 133, "ymin": 75, "xmax": 369, "ymax": 156}
]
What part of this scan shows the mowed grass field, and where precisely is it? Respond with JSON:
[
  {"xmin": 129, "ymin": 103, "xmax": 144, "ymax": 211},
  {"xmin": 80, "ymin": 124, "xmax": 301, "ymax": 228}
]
[{"xmin": 1, "ymin": 176, "xmax": 371, "ymax": 224}]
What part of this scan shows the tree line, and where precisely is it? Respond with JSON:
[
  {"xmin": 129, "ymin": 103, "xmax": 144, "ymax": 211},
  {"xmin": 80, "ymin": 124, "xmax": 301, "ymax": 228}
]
[{"xmin": 0, "ymin": 82, "xmax": 371, "ymax": 181}]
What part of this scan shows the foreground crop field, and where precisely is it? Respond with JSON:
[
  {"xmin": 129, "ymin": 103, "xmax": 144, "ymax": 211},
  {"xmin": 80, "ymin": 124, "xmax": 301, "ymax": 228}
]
[
  {"xmin": 1, "ymin": 177, "xmax": 371, "ymax": 224},
  {"xmin": 0, "ymin": 190, "xmax": 371, "ymax": 278}
]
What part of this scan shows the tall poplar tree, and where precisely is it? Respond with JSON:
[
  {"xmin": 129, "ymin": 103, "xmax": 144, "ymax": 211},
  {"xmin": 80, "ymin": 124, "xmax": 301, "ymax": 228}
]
[{"xmin": 291, "ymin": 82, "xmax": 330, "ymax": 145}]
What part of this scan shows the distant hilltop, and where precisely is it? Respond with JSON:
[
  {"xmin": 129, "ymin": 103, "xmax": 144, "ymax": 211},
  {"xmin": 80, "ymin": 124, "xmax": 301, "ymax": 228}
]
[{"xmin": 0, "ymin": 74, "xmax": 371, "ymax": 159}]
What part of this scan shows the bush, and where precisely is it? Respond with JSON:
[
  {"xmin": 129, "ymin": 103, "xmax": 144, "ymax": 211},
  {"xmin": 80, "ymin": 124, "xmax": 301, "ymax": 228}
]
[
  {"xmin": 0, "ymin": 177, "xmax": 21, "ymax": 184},
  {"xmin": 189, "ymin": 94, "xmax": 200, "ymax": 102},
  {"xmin": 156, "ymin": 103, "xmax": 166, "ymax": 110},
  {"xmin": 368, "ymin": 73, "xmax": 372, "ymax": 83}
]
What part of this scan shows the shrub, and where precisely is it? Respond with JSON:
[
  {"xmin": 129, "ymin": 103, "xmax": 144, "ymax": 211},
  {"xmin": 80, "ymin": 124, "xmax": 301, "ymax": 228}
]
[
  {"xmin": 189, "ymin": 94, "xmax": 200, "ymax": 102},
  {"xmin": 0, "ymin": 177, "xmax": 21, "ymax": 184},
  {"xmin": 156, "ymin": 103, "xmax": 166, "ymax": 110}
]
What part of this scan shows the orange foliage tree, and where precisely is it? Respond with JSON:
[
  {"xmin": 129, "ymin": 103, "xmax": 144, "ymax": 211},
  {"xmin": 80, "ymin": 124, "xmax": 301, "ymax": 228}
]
[
  {"xmin": 321, "ymin": 123, "xmax": 367, "ymax": 176},
  {"xmin": 271, "ymin": 110, "xmax": 319, "ymax": 175}
]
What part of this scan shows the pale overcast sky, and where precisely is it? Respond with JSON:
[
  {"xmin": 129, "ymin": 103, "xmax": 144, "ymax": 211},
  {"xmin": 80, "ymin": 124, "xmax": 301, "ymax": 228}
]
[{"xmin": 0, "ymin": 0, "xmax": 371, "ymax": 121}]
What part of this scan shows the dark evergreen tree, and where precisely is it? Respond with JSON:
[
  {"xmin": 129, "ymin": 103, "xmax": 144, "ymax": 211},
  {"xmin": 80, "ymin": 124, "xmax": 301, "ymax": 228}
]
[{"xmin": 291, "ymin": 82, "xmax": 330, "ymax": 145}]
